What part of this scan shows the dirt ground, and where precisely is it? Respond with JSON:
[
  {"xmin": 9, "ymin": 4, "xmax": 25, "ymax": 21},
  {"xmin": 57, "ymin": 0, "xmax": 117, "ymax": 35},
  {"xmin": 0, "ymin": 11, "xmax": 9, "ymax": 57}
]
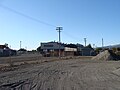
[{"xmin": 0, "ymin": 55, "xmax": 120, "ymax": 90}]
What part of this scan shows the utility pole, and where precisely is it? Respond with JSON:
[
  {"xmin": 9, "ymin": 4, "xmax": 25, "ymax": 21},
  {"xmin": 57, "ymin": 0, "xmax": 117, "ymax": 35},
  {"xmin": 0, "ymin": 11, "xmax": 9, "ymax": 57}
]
[
  {"xmin": 84, "ymin": 38, "xmax": 87, "ymax": 47},
  {"xmin": 25, "ymin": 46, "xmax": 27, "ymax": 50},
  {"xmin": 56, "ymin": 27, "xmax": 63, "ymax": 58},
  {"xmin": 20, "ymin": 41, "xmax": 22, "ymax": 49},
  {"xmin": 93, "ymin": 44, "xmax": 95, "ymax": 49},
  {"xmin": 102, "ymin": 38, "xmax": 104, "ymax": 49},
  {"xmin": 9, "ymin": 45, "xmax": 12, "ymax": 66}
]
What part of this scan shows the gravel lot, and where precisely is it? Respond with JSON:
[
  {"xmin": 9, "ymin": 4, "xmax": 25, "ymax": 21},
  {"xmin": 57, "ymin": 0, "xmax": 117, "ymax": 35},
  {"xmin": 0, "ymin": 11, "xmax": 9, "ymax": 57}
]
[{"xmin": 0, "ymin": 56, "xmax": 120, "ymax": 90}]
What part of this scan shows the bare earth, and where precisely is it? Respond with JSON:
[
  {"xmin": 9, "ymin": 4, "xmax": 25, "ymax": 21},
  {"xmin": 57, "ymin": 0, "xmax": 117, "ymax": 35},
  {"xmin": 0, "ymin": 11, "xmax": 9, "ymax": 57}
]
[{"xmin": 0, "ymin": 56, "xmax": 120, "ymax": 90}]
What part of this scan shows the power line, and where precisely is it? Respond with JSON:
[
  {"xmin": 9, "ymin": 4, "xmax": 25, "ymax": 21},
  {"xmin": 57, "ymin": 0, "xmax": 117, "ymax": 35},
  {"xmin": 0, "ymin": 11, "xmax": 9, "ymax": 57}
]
[
  {"xmin": 0, "ymin": 4, "xmax": 86, "ymax": 46},
  {"xmin": 62, "ymin": 31, "xmax": 82, "ymax": 42},
  {"xmin": 0, "ymin": 4, "xmax": 56, "ymax": 27},
  {"xmin": 0, "ymin": 4, "xmax": 82, "ymax": 42}
]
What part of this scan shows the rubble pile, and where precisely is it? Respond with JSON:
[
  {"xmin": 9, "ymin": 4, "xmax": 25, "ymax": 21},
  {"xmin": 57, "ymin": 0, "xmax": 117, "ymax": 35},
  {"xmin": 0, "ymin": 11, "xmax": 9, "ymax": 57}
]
[{"xmin": 92, "ymin": 50, "xmax": 120, "ymax": 61}]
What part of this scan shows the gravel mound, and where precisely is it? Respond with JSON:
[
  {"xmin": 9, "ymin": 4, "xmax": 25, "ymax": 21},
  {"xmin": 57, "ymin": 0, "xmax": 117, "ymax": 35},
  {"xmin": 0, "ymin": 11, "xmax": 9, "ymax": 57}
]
[
  {"xmin": 92, "ymin": 50, "xmax": 119, "ymax": 61},
  {"xmin": 112, "ymin": 68, "xmax": 120, "ymax": 76}
]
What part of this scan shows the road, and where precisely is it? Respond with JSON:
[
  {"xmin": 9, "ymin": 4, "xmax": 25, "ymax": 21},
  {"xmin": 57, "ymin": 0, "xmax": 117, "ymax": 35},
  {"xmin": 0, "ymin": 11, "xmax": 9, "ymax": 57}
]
[{"xmin": 0, "ymin": 59, "xmax": 120, "ymax": 90}]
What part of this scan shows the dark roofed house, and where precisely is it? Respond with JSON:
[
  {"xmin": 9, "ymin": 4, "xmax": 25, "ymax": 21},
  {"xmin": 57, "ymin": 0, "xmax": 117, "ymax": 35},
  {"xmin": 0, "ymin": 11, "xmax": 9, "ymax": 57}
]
[
  {"xmin": 0, "ymin": 45, "xmax": 7, "ymax": 49},
  {"xmin": 81, "ymin": 47, "xmax": 96, "ymax": 56},
  {"xmin": 41, "ymin": 42, "xmax": 77, "ymax": 57},
  {"xmin": 0, "ymin": 44, "xmax": 16, "ymax": 57},
  {"xmin": 41, "ymin": 42, "xmax": 65, "ymax": 57},
  {"xmin": 0, "ymin": 45, "xmax": 7, "ymax": 57}
]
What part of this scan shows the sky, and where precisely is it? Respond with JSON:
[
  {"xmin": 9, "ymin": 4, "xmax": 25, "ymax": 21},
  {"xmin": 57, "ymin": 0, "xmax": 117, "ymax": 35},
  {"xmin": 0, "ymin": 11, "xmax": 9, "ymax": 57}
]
[{"xmin": 0, "ymin": 0, "xmax": 120, "ymax": 50}]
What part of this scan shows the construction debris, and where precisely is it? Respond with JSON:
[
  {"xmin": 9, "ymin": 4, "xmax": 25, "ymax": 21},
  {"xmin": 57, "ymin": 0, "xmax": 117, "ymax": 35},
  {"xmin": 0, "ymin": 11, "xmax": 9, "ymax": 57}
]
[{"xmin": 92, "ymin": 50, "xmax": 120, "ymax": 61}]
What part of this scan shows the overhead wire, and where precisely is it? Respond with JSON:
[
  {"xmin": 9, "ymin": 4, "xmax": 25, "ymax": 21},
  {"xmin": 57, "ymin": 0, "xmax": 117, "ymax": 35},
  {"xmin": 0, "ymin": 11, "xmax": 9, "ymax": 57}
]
[
  {"xmin": 62, "ymin": 31, "xmax": 83, "ymax": 43},
  {"xmin": 0, "ymin": 4, "xmax": 56, "ymax": 27},
  {"xmin": 0, "ymin": 4, "xmax": 83, "ymax": 43}
]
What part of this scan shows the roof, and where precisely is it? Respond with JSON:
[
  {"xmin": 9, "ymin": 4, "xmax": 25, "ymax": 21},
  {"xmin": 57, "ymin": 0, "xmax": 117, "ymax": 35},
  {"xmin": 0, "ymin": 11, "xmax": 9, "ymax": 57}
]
[
  {"xmin": 41, "ymin": 42, "xmax": 64, "ymax": 50},
  {"xmin": 0, "ymin": 45, "xmax": 7, "ymax": 49}
]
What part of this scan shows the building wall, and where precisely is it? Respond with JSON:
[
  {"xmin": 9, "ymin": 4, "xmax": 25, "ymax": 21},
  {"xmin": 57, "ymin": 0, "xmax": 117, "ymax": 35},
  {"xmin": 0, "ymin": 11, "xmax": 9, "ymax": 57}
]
[
  {"xmin": 51, "ymin": 50, "xmax": 64, "ymax": 57},
  {"xmin": 64, "ymin": 51, "xmax": 75, "ymax": 56},
  {"xmin": 0, "ymin": 49, "xmax": 17, "ymax": 57},
  {"xmin": 42, "ymin": 49, "xmax": 64, "ymax": 57},
  {"xmin": 82, "ymin": 50, "xmax": 91, "ymax": 56},
  {"xmin": 64, "ymin": 47, "xmax": 77, "ymax": 52},
  {"xmin": 41, "ymin": 42, "xmax": 79, "ymax": 57},
  {"xmin": 41, "ymin": 42, "xmax": 64, "ymax": 50},
  {"xmin": 49, "ymin": 50, "xmax": 75, "ymax": 57},
  {"xmin": 0, "ymin": 49, "xmax": 3, "ymax": 53},
  {"xmin": 81, "ymin": 48, "xmax": 95, "ymax": 56}
]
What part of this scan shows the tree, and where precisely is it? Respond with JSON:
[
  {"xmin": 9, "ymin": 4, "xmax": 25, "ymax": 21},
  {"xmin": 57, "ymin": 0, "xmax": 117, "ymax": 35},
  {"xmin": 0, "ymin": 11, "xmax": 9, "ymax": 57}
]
[
  {"xmin": 117, "ymin": 47, "xmax": 120, "ymax": 51},
  {"xmin": 112, "ymin": 48, "xmax": 117, "ymax": 52},
  {"xmin": 32, "ymin": 50, "xmax": 37, "ymax": 52},
  {"xmin": 4, "ymin": 43, "xmax": 8, "ymax": 47},
  {"xmin": 95, "ymin": 48, "xmax": 102, "ymax": 54},
  {"xmin": 37, "ymin": 46, "xmax": 43, "ymax": 53},
  {"xmin": 18, "ymin": 48, "xmax": 27, "ymax": 51},
  {"xmin": 85, "ymin": 44, "xmax": 92, "ymax": 48}
]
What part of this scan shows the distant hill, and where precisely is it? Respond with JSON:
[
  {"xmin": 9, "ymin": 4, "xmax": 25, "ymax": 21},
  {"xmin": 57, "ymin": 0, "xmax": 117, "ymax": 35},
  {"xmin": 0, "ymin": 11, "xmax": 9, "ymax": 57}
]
[{"xmin": 104, "ymin": 44, "xmax": 120, "ymax": 49}]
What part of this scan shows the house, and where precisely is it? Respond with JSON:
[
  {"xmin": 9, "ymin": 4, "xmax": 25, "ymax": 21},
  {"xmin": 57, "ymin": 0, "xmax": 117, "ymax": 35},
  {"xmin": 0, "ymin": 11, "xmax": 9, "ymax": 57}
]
[
  {"xmin": 76, "ymin": 44, "xmax": 84, "ymax": 55},
  {"xmin": 64, "ymin": 47, "xmax": 77, "ymax": 56},
  {"xmin": 0, "ymin": 45, "xmax": 7, "ymax": 57},
  {"xmin": 0, "ymin": 44, "xmax": 16, "ymax": 57},
  {"xmin": 17, "ymin": 48, "xmax": 27, "ymax": 55},
  {"xmin": 41, "ymin": 42, "xmax": 77, "ymax": 57},
  {"xmin": 81, "ymin": 47, "xmax": 96, "ymax": 56},
  {"xmin": 41, "ymin": 42, "xmax": 64, "ymax": 57}
]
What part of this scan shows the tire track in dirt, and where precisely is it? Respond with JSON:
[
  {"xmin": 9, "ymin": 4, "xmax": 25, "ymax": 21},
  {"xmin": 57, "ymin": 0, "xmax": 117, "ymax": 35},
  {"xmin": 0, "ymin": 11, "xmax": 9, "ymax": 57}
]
[{"xmin": 0, "ymin": 60, "xmax": 120, "ymax": 90}]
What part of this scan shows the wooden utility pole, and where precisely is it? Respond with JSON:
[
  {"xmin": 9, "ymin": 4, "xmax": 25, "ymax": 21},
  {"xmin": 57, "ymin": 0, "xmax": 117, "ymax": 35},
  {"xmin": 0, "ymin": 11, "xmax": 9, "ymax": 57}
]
[
  {"xmin": 102, "ymin": 38, "xmax": 104, "ymax": 49},
  {"xmin": 56, "ymin": 27, "xmax": 63, "ymax": 58},
  {"xmin": 84, "ymin": 38, "xmax": 87, "ymax": 47},
  {"xmin": 20, "ymin": 41, "xmax": 22, "ymax": 49}
]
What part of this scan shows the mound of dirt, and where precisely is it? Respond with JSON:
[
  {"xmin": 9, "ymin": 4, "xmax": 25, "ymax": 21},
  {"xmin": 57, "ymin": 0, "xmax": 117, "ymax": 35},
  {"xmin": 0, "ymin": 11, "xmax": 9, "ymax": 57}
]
[
  {"xmin": 92, "ymin": 50, "xmax": 119, "ymax": 61},
  {"xmin": 112, "ymin": 68, "xmax": 120, "ymax": 76}
]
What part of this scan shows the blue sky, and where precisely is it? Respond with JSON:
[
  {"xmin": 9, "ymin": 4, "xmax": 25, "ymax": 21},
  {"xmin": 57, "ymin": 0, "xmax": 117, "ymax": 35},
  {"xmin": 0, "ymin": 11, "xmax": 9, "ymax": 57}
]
[{"xmin": 0, "ymin": 0, "xmax": 120, "ymax": 50}]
